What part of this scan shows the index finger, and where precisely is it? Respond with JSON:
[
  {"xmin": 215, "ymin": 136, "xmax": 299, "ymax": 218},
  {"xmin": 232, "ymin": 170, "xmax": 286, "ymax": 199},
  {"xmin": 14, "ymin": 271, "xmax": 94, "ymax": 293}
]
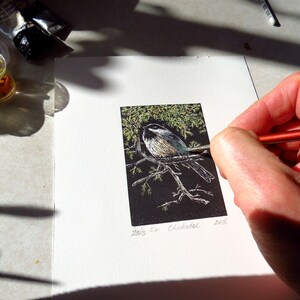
[{"xmin": 231, "ymin": 72, "xmax": 300, "ymax": 134}]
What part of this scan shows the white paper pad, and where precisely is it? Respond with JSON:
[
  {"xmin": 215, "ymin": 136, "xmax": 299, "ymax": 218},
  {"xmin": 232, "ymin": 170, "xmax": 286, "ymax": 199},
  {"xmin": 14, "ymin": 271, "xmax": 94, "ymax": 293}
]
[{"xmin": 53, "ymin": 56, "xmax": 272, "ymax": 295}]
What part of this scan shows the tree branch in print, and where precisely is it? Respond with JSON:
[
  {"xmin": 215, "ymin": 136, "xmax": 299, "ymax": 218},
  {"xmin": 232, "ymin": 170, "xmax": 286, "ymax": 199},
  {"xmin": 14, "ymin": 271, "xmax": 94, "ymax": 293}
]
[{"xmin": 126, "ymin": 136, "xmax": 214, "ymax": 211}]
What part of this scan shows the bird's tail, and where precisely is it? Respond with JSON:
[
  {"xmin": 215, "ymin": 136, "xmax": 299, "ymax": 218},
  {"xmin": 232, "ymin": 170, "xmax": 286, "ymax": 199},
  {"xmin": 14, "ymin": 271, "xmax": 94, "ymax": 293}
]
[{"xmin": 188, "ymin": 160, "xmax": 215, "ymax": 183}]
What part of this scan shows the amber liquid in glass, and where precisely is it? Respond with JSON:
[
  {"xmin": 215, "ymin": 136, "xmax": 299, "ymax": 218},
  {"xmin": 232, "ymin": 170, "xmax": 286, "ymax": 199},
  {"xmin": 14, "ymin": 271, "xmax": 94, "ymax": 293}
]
[{"xmin": 0, "ymin": 55, "xmax": 16, "ymax": 103}]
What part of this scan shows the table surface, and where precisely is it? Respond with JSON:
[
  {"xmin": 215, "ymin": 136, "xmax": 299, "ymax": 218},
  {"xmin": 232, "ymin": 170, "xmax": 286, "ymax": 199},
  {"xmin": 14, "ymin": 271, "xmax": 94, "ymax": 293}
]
[{"xmin": 1, "ymin": 0, "xmax": 300, "ymax": 299}]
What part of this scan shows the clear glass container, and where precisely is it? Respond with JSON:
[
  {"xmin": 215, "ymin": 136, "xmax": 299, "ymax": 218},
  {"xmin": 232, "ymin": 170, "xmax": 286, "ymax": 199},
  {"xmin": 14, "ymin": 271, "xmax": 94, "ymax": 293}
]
[{"xmin": 0, "ymin": 53, "xmax": 16, "ymax": 103}]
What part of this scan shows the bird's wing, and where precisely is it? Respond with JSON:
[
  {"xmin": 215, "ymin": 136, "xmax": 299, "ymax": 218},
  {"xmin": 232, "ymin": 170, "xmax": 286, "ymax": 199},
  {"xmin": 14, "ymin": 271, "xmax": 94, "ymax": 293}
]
[{"xmin": 163, "ymin": 132, "xmax": 188, "ymax": 154}]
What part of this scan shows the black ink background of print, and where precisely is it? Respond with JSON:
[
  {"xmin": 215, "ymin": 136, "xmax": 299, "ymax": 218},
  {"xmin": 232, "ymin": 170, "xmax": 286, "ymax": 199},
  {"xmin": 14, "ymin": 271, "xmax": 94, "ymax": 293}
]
[{"xmin": 121, "ymin": 103, "xmax": 227, "ymax": 226}]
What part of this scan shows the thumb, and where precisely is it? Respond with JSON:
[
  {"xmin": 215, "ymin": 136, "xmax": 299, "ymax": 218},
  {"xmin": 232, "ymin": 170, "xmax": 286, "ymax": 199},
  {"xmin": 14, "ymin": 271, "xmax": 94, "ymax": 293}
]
[{"xmin": 210, "ymin": 127, "xmax": 300, "ymax": 220}]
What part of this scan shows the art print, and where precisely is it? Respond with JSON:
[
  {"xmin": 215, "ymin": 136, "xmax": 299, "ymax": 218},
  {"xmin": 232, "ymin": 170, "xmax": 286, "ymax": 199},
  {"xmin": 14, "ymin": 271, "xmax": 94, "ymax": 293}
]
[{"xmin": 121, "ymin": 103, "xmax": 226, "ymax": 226}]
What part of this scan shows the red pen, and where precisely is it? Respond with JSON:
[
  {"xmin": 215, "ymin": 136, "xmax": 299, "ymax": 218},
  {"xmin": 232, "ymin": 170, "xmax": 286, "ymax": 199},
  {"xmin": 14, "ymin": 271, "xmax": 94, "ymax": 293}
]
[
  {"xmin": 190, "ymin": 129, "xmax": 300, "ymax": 152},
  {"xmin": 258, "ymin": 129, "xmax": 300, "ymax": 144}
]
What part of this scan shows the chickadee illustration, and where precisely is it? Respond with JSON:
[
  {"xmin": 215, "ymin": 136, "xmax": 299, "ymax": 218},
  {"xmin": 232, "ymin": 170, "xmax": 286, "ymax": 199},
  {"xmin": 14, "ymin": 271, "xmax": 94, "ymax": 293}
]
[{"xmin": 142, "ymin": 123, "xmax": 215, "ymax": 183}]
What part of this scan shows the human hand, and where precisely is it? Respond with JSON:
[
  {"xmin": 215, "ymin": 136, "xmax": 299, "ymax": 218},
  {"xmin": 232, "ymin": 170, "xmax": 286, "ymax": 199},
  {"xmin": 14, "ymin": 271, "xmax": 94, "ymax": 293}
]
[{"xmin": 211, "ymin": 72, "xmax": 300, "ymax": 295}]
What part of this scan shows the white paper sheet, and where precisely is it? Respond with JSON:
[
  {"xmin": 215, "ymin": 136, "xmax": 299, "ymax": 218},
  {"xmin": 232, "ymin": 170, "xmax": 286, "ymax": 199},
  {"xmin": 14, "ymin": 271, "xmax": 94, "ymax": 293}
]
[{"xmin": 53, "ymin": 56, "xmax": 272, "ymax": 295}]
